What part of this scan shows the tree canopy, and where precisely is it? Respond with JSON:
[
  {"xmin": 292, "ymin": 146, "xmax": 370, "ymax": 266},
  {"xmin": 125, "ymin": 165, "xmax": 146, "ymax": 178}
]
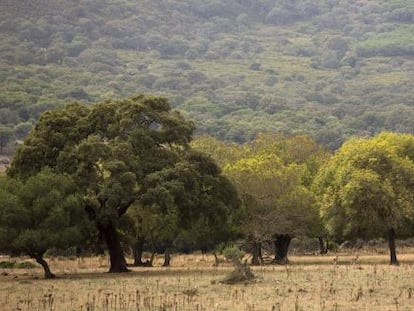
[
  {"xmin": 8, "ymin": 95, "xmax": 196, "ymax": 272},
  {"xmin": 193, "ymin": 133, "xmax": 327, "ymax": 264},
  {"xmin": 0, "ymin": 169, "xmax": 87, "ymax": 278},
  {"xmin": 313, "ymin": 132, "xmax": 414, "ymax": 265},
  {"xmin": 2, "ymin": 0, "xmax": 414, "ymax": 149},
  {"xmin": 126, "ymin": 150, "xmax": 240, "ymax": 265},
  {"xmin": 8, "ymin": 94, "xmax": 241, "ymax": 272}
]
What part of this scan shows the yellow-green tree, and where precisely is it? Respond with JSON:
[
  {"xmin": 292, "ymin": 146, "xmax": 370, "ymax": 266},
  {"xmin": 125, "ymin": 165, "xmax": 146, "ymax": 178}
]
[
  {"xmin": 226, "ymin": 153, "xmax": 321, "ymax": 264},
  {"xmin": 313, "ymin": 132, "xmax": 414, "ymax": 265},
  {"xmin": 191, "ymin": 135, "xmax": 246, "ymax": 168},
  {"xmin": 193, "ymin": 133, "xmax": 327, "ymax": 264},
  {"xmin": 249, "ymin": 133, "xmax": 330, "ymax": 187}
]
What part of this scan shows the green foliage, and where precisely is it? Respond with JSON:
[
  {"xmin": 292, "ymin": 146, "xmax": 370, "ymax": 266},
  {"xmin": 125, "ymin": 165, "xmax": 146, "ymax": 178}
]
[
  {"xmin": 0, "ymin": 169, "xmax": 87, "ymax": 258},
  {"xmin": 313, "ymin": 132, "xmax": 414, "ymax": 240},
  {"xmin": 356, "ymin": 25, "xmax": 414, "ymax": 57},
  {"xmin": 222, "ymin": 245, "xmax": 245, "ymax": 263},
  {"xmin": 1, "ymin": 0, "xmax": 414, "ymax": 148},
  {"xmin": 14, "ymin": 122, "xmax": 33, "ymax": 139},
  {"xmin": 194, "ymin": 134, "xmax": 327, "ymax": 243},
  {"xmin": 131, "ymin": 149, "xmax": 240, "ymax": 251},
  {"xmin": 0, "ymin": 126, "xmax": 14, "ymax": 153},
  {"xmin": 225, "ymin": 153, "xmax": 321, "ymax": 240},
  {"xmin": 8, "ymin": 94, "xmax": 236, "ymax": 271},
  {"xmin": 141, "ymin": 151, "xmax": 237, "ymax": 227},
  {"xmin": 0, "ymin": 261, "xmax": 36, "ymax": 269}
]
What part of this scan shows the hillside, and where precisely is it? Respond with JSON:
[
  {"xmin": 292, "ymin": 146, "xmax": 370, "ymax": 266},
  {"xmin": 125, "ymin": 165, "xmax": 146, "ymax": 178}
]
[{"xmin": 1, "ymin": 0, "xmax": 414, "ymax": 149}]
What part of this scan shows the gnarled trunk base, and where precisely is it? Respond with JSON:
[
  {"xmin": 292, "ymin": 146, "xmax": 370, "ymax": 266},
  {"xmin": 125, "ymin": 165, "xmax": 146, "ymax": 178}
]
[
  {"xmin": 273, "ymin": 234, "xmax": 291, "ymax": 264},
  {"xmin": 388, "ymin": 228, "xmax": 399, "ymax": 266},
  {"xmin": 220, "ymin": 260, "xmax": 255, "ymax": 284},
  {"xmin": 163, "ymin": 247, "xmax": 171, "ymax": 267},
  {"xmin": 35, "ymin": 255, "xmax": 56, "ymax": 279},
  {"xmin": 319, "ymin": 236, "xmax": 328, "ymax": 254},
  {"xmin": 251, "ymin": 241, "xmax": 263, "ymax": 265},
  {"xmin": 100, "ymin": 223, "xmax": 129, "ymax": 273},
  {"xmin": 133, "ymin": 238, "xmax": 145, "ymax": 266}
]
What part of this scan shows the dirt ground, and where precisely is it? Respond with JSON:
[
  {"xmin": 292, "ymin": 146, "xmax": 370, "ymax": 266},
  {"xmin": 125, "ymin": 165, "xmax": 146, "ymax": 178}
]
[{"xmin": 1, "ymin": 253, "xmax": 414, "ymax": 310}]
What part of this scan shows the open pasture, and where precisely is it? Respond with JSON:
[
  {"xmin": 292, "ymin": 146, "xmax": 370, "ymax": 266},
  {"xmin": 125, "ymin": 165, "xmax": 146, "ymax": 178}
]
[{"xmin": 1, "ymin": 253, "xmax": 414, "ymax": 310}]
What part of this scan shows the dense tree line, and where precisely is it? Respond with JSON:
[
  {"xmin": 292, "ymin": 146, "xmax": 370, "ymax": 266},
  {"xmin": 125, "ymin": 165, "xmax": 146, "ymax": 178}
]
[
  {"xmin": 195, "ymin": 131, "xmax": 414, "ymax": 267},
  {"xmin": 1, "ymin": 95, "xmax": 240, "ymax": 276},
  {"xmin": 193, "ymin": 134, "xmax": 327, "ymax": 264},
  {"xmin": 2, "ymin": 95, "xmax": 414, "ymax": 278},
  {"xmin": 1, "ymin": 0, "xmax": 414, "ymax": 152},
  {"xmin": 2, "ymin": 0, "xmax": 414, "ymax": 277}
]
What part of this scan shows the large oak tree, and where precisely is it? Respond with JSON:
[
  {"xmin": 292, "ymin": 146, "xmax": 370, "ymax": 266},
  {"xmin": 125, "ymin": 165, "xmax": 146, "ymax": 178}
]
[{"xmin": 8, "ymin": 95, "xmax": 195, "ymax": 272}]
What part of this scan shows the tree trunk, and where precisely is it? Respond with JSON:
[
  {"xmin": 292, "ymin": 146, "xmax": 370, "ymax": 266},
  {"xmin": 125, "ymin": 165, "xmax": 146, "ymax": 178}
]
[
  {"xmin": 163, "ymin": 247, "xmax": 171, "ymax": 267},
  {"xmin": 387, "ymin": 228, "xmax": 399, "ymax": 266},
  {"xmin": 251, "ymin": 241, "xmax": 262, "ymax": 265},
  {"xmin": 34, "ymin": 255, "xmax": 56, "ymax": 279},
  {"xmin": 149, "ymin": 250, "xmax": 155, "ymax": 266},
  {"xmin": 213, "ymin": 252, "xmax": 220, "ymax": 266},
  {"xmin": 319, "ymin": 236, "xmax": 328, "ymax": 254},
  {"xmin": 133, "ymin": 238, "xmax": 145, "ymax": 266},
  {"xmin": 273, "ymin": 234, "xmax": 291, "ymax": 264},
  {"xmin": 100, "ymin": 223, "xmax": 129, "ymax": 273},
  {"xmin": 258, "ymin": 242, "xmax": 263, "ymax": 263}
]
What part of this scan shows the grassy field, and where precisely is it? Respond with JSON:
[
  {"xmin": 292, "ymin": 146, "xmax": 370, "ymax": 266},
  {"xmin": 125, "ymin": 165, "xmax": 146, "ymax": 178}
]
[{"xmin": 1, "ymin": 252, "xmax": 414, "ymax": 310}]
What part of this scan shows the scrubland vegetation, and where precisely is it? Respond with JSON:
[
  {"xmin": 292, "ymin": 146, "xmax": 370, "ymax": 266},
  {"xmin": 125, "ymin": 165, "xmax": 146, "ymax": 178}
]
[{"xmin": 1, "ymin": 0, "xmax": 414, "ymax": 152}]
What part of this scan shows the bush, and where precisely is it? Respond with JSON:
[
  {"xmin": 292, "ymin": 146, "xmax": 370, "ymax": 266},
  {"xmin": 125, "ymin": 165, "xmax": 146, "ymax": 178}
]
[
  {"xmin": 222, "ymin": 245, "xmax": 245, "ymax": 263},
  {"xmin": 184, "ymin": 49, "xmax": 199, "ymax": 59},
  {"xmin": 219, "ymin": 245, "xmax": 255, "ymax": 285},
  {"xmin": 249, "ymin": 62, "xmax": 261, "ymax": 71},
  {"xmin": 264, "ymin": 76, "xmax": 278, "ymax": 86},
  {"xmin": 0, "ymin": 261, "xmax": 36, "ymax": 269},
  {"xmin": 14, "ymin": 122, "xmax": 32, "ymax": 139}
]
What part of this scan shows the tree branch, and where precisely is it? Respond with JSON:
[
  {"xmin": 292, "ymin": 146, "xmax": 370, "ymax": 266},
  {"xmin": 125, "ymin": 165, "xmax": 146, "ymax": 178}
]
[
  {"xmin": 85, "ymin": 203, "xmax": 97, "ymax": 220},
  {"xmin": 117, "ymin": 197, "xmax": 137, "ymax": 217}
]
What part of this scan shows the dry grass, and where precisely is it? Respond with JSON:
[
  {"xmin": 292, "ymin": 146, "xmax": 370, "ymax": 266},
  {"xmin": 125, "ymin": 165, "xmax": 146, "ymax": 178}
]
[{"xmin": 1, "ymin": 253, "xmax": 414, "ymax": 310}]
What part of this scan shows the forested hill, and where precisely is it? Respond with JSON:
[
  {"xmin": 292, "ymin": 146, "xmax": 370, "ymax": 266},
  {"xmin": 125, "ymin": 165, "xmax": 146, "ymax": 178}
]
[{"xmin": 1, "ymin": 0, "xmax": 414, "ymax": 149}]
